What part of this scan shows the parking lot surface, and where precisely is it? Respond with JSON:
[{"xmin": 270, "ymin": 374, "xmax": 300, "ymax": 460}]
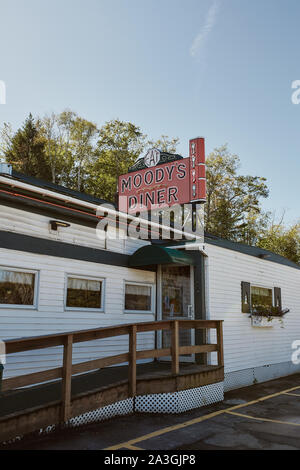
[{"xmin": 4, "ymin": 374, "xmax": 300, "ymax": 450}]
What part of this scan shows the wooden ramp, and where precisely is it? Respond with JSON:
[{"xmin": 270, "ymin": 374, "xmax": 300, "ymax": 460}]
[{"xmin": 0, "ymin": 320, "xmax": 224, "ymax": 443}]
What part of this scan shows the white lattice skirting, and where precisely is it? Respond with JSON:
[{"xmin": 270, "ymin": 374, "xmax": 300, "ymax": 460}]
[
  {"xmin": 224, "ymin": 361, "xmax": 300, "ymax": 391},
  {"xmin": 1, "ymin": 382, "xmax": 224, "ymax": 445},
  {"xmin": 134, "ymin": 382, "xmax": 224, "ymax": 414},
  {"xmin": 64, "ymin": 382, "xmax": 224, "ymax": 430}
]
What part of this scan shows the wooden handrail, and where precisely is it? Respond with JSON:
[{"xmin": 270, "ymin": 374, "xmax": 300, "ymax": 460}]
[
  {"xmin": 4, "ymin": 320, "xmax": 221, "ymax": 354},
  {"xmin": 216, "ymin": 321, "xmax": 224, "ymax": 367},
  {"xmin": 1, "ymin": 319, "xmax": 224, "ymax": 422}
]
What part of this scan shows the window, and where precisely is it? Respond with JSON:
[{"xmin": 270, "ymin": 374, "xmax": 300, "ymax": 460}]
[
  {"xmin": 241, "ymin": 282, "xmax": 282, "ymax": 314},
  {"xmin": 251, "ymin": 286, "xmax": 273, "ymax": 313},
  {"xmin": 66, "ymin": 276, "xmax": 104, "ymax": 310},
  {"xmin": 0, "ymin": 268, "xmax": 37, "ymax": 307},
  {"xmin": 124, "ymin": 283, "xmax": 153, "ymax": 313}
]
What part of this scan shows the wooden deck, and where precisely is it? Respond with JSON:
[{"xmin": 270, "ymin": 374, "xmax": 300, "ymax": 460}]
[
  {"xmin": 0, "ymin": 361, "xmax": 223, "ymax": 416},
  {"xmin": 0, "ymin": 320, "xmax": 224, "ymax": 442}
]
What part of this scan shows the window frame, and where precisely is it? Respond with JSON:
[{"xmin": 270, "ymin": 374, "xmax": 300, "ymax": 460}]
[
  {"xmin": 123, "ymin": 280, "xmax": 155, "ymax": 314},
  {"xmin": 0, "ymin": 266, "xmax": 39, "ymax": 309},
  {"xmin": 64, "ymin": 274, "xmax": 105, "ymax": 312}
]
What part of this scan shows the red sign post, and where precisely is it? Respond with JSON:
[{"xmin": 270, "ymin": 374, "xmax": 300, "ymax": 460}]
[{"xmin": 189, "ymin": 137, "xmax": 206, "ymax": 203}]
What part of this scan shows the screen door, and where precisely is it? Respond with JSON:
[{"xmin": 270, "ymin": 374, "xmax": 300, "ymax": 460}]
[{"xmin": 157, "ymin": 264, "xmax": 194, "ymax": 362}]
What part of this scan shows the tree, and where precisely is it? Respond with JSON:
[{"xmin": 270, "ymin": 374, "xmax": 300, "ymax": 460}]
[
  {"xmin": 205, "ymin": 145, "xmax": 269, "ymax": 241},
  {"xmin": 237, "ymin": 209, "xmax": 271, "ymax": 246},
  {"xmin": 147, "ymin": 135, "xmax": 179, "ymax": 153},
  {"xmin": 0, "ymin": 122, "xmax": 13, "ymax": 158},
  {"xmin": 4, "ymin": 113, "xmax": 51, "ymax": 180},
  {"xmin": 37, "ymin": 111, "xmax": 76, "ymax": 185},
  {"xmin": 68, "ymin": 116, "xmax": 98, "ymax": 191},
  {"xmin": 86, "ymin": 119, "xmax": 146, "ymax": 201},
  {"xmin": 257, "ymin": 215, "xmax": 300, "ymax": 264}
]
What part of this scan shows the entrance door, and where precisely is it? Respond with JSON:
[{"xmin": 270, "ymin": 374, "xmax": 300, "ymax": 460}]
[{"xmin": 157, "ymin": 264, "xmax": 195, "ymax": 362}]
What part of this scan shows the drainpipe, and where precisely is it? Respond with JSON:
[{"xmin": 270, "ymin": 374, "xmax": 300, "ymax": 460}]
[
  {"xmin": 0, "ymin": 339, "xmax": 5, "ymax": 393},
  {"xmin": 0, "ymin": 364, "xmax": 3, "ymax": 393},
  {"xmin": 192, "ymin": 251, "xmax": 207, "ymax": 365}
]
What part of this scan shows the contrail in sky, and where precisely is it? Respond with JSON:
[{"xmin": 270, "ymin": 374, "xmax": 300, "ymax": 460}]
[{"xmin": 190, "ymin": 0, "xmax": 220, "ymax": 58}]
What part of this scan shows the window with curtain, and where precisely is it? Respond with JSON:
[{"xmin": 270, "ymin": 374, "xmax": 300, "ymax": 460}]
[
  {"xmin": 251, "ymin": 286, "xmax": 273, "ymax": 312},
  {"xmin": 125, "ymin": 283, "xmax": 152, "ymax": 312},
  {"xmin": 0, "ymin": 269, "xmax": 36, "ymax": 306},
  {"xmin": 66, "ymin": 277, "xmax": 103, "ymax": 309}
]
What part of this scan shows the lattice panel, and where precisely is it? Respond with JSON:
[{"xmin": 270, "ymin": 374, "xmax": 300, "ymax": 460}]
[
  {"xmin": 66, "ymin": 398, "xmax": 134, "ymax": 428},
  {"xmin": 135, "ymin": 382, "xmax": 224, "ymax": 414},
  {"xmin": 224, "ymin": 368, "xmax": 255, "ymax": 391},
  {"xmin": 135, "ymin": 392, "xmax": 179, "ymax": 413},
  {"xmin": 224, "ymin": 361, "xmax": 300, "ymax": 391},
  {"xmin": 178, "ymin": 382, "xmax": 224, "ymax": 412}
]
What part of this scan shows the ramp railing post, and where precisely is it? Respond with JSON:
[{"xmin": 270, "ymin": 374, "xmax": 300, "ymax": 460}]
[
  {"xmin": 61, "ymin": 334, "xmax": 73, "ymax": 422},
  {"xmin": 171, "ymin": 320, "xmax": 179, "ymax": 375},
  {"xmin": 129, "ymin": 325, "xmax": 137, "ymax": 396},
  {"xmin": 216, "ymin": 321, "xmax": 224, "ymax": 367}
]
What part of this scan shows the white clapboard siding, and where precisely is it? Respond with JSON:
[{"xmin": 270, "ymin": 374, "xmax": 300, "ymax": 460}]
[
  {"xmin": 0, "ymin": 247, "xmax": 156, "ymax": 378},
  {"xmin": 206, "ymin": 243, "xmax": 300, "ymax": 373},
  {"xmin": 0, "ymin": 204, "xmax": 150, "ymax": 255}
]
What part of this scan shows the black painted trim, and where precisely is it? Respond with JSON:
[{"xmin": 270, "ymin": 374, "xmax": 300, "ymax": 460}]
[{"xmin": 0, "ymin": 230, "xmax": 137, "ymax": 269}]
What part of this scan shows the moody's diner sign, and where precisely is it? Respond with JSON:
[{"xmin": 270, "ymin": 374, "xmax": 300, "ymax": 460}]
[{"xmin": 118, "ymin": 137, "xmax": 206, "ymax": 213}]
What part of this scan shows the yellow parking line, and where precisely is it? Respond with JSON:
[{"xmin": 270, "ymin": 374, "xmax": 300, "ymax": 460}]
[
  {"xmin": 226, "ymin": 410, "xmax": 300, "ymax": 426},
  {"xmin": 105, "ymin": 410, "xmax": 226, "ymax": 450},
  {"xmin": 105, "ymin": 384, "xmax": 300, "ymax": 450},
  {"xmin": 283, "ymin": 392, "xmax": 300, "ymax": 397}
]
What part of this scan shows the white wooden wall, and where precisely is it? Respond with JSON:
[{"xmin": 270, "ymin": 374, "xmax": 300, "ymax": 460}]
[
  {"xmin": 0, "ymin": 247, "xmax": 156, "ymax": 378},
  {"xmin": 2, "ymin": 203, "xmax": 300, "ymax": 382},
  {"xmin": 205, "ymin": 243, "xmax": 300, "ymax": 374},
  {"xmin": 0, "ymin": 204, "xmax": 149, "ymax": 254}
]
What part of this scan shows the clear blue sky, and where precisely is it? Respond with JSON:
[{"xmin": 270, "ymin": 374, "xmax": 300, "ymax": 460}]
[{"xmin": 0, "ymin": 0, "xmax": 299, "ymax": 223}]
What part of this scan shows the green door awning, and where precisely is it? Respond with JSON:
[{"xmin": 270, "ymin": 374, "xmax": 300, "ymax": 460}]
[{"xmin": 129, "ymin": 245, "xmax": 195, "ymax": 267}]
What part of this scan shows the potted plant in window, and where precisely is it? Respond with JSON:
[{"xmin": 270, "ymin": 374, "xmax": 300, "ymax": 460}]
[{"xmin": 249, "ymin": 306, "xmax": 289, "ymax": 327}]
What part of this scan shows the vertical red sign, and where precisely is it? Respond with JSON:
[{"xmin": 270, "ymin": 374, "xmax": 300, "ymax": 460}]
[{"xmin": 189, "ymin": 137, "xmax": 206, "ymax": 202}]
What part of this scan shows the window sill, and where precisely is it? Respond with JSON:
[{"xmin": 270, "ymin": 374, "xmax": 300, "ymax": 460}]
[
  {"xmin": 0, "ymin": 305, "xmax": 37, "ymax": 310},
  {"xmin": 124, "ymin": 310, "xmax": 154, "ymax": 315},
  {"xmin": 64, "ymin": 307, "xmax": 105, "ymax": 313}
]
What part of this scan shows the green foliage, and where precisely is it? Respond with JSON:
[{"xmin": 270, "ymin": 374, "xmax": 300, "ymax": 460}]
[
  {"xmin": 68, "ymin": 116, "xmax": 98, "ymax": 191},
  {"xmin": 0, "ymin": 113, "xmax": 179, "ymax": 202},
  {"xmin": 0, "ymin": 123, "xmax": 13, "ymax": 157},
  {"xmin": 1, "ymin": 110, "xmax": 299, "ymax": 266},
  {"xmin": 147, "ymin": 135, "xmax": 180, "ymax": 153},
  {"xmin": 257, "ymin": 219, "xmax": 300, "ymax": 264},
  {"xmin": 85, "ymin": 119, "xmax": 146, "ymax": 201},
  {"xmin": 4, "ymin": 114, "xmax": 52, "ymax": 181},
  {"xmin": 205, "ymin": 145, "xmax": 269, "ymax": 242}
]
